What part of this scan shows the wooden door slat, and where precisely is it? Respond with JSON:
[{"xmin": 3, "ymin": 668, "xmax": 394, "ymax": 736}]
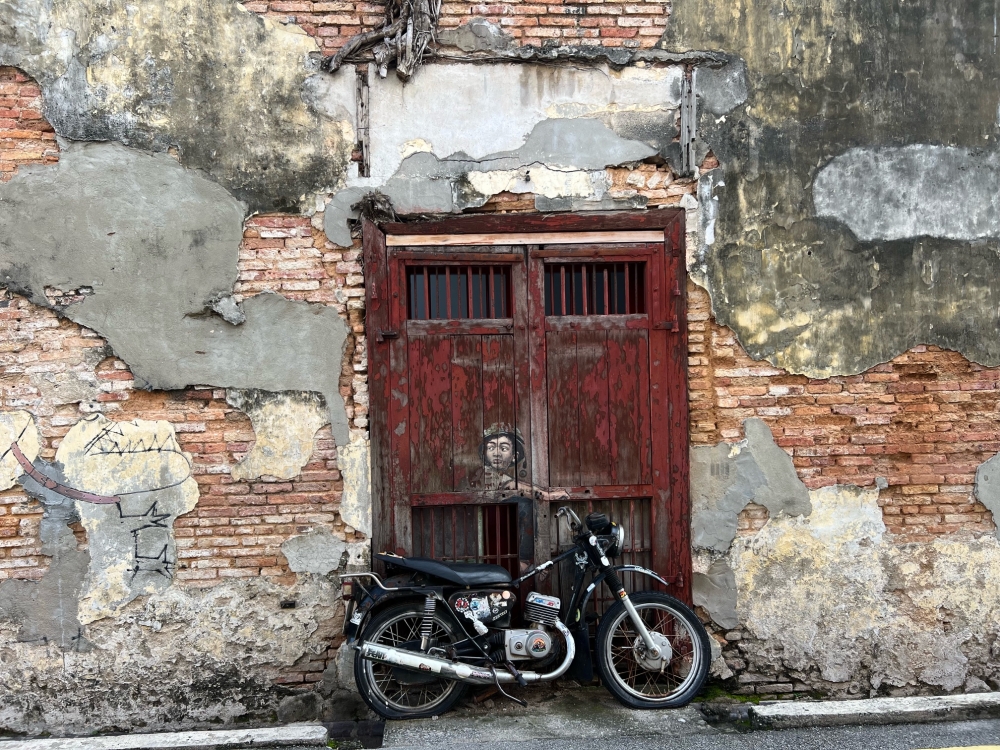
[
  {"xmin": 410, "ymin": 335, "xmax": 454, "ymax": 493},
  {"xmin": 452, "ymin": 335, "xmax": 484, "ymax": 491},
  {"xmin": 546, "ymin": 330, "xmax": 580, "ymax": 486},
  {"xmin": 577, "ymin": 329, "xmax": 612, "ymax": 486},
  {"xmin": 607, "ymin": 329, "xmax": 648, "ymax": 486}
]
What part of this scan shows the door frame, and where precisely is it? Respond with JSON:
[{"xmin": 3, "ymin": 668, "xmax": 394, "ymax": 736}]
[{"xmin": 363, "ymin": 210, "xmax": 691, "ymax": 602}]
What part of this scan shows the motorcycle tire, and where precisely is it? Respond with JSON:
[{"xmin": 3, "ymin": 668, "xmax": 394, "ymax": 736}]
[
  {"xmin": 595, "ymin": 591, "xmax": 711, "ymax": 709},
  {"xmin": 354, "ymin": 602, "xmax": 468, "ymax": 719}
]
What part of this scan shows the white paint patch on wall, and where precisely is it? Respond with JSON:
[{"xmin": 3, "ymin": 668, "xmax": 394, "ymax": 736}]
[{"xmin": 338, "ymin": 434, "xmax": 371, "ymax": 537}]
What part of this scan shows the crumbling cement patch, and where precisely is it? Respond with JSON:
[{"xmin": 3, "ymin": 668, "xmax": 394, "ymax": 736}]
[
  {"xmin": 226, "ymin": 389, "xmax": 329, "ymax": 482},
  {"xmin": 729, "ymin": 485, "xmax": 1000, "ymax": 691},
  {"xmin": 0, "ymin": 576, "xmax": 343, "ymax": 736},
  {"xmin": 0, "ymin": 142, "xmax": 351, "ymax": 444},
  {"xmin": 0, "ymin": 0, "xmax": 355, "ymax": 210},
  {"xmin": 660, "ymin": 0, "xmax": 1000, "ymax": 376},
  {"xmin": 281, "ymin": 528, "xmax": 369, "ymax": 575}
]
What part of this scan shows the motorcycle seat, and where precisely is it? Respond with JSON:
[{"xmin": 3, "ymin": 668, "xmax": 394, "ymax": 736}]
[{"xmin": 376, "ymin": 553, "xmax": 512, "ymax": 587}]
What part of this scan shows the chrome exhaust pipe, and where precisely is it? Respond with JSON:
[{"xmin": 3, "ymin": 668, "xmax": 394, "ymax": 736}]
[{"xmin": 357, "ymin": 620, "xmax": 577, "ymax": 685}]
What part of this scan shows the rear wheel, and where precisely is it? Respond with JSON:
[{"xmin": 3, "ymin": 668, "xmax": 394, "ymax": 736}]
[
  {"xmin": 595, "ymin": 591, "xmax": 710, "ymax": 709},
  {"xmin": 354, "ymin": 602, "xmax": 467, "ymax": 719}
]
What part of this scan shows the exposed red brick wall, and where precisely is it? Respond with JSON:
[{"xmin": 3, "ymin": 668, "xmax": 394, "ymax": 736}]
[
  {"xmin": 688, "ymin": 284, "xmax": 998, "ymax": 542},
  {"xmin": 243, "ymin": 0, "xmax": 668, "ymax": 52},
  {"xmin": 237, "ymin": 214, "xmax": 369, "ymax": 431},
  {"xmin": 0, "ymin": 67, "xmax": 58, "ymax": 182}
]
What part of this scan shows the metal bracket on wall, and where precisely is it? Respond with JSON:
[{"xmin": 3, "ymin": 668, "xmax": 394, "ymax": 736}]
[
  {"xmin": 354, "ymin": 64, "xmax": 371, "ymax": 177},
  {"xmin": 679, "ymin": 68, "xmax": 697, "ymax": 177}
]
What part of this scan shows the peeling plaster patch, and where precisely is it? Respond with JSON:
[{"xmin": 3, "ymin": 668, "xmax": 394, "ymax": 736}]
[
  {"xmin": 209, "ymin": 294, "xmax": 246, "ymax": 326},
  {"xmin": 437, "ymin": 18, "xmax": 514, "ymax": 53},
  {"xmin": 815, "ymin": 146, "xmax": 1000, "ymax": 242},
  {"xmin": 692, "ymin": 559, "xmax": 738, "ymax": 629},
  {"xmin": 54, "ymin": 415, "xmax": 199, "ymax": 623},
  {"xmin": 399, "ymin": 139, "xmax": 434, "ymax": 159},
  {"xmin": 974, "ymin": 453, "xmax": 1000, "ymax": 540},
  {"xmin": 0, "ymin": 142, "xmax": 352, "ymax": 444},
  {"xmin": 363, "ymin": 63, "xmax": 682, "ymax": 184},
  {"xmin": 0, "ymin": 0, "xmax": 356, "ymax": 210},
  {"xmin": 0, "ymin": 410, "xmax": 39, "ymax": 489},
  {"xmin": 465, "ymin": 167, "xmax": 607, "ymax": 200},
  {"xmin": 729, "ymin": 485, "xmax": 1000, "ymax": 691},
  {"xmin": 338, "ymin": 435, "xmax": 372, "ymax": 537},
  {"xmin": 226, "ymin": 389, "xmax": 329, "ymax": 482},
  {"xmin": 690, "ymin": 418, "xmax": 811, "ymax": 552},
  {"xmin": 282, "ymin": 529, "xmax": 347, "ymax": 575},
  {"xmin": 325, "ymin": 118, "xmax": 656, "ymax": 244},
  {"xmin": 0, "ymin": 577, "xmax": 343, "ymax": 735}
]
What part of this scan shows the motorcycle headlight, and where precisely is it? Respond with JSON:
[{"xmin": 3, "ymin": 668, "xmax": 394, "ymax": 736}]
[{"xmin": 606, "ymin": 522, "xmax": 624, "ymax": 558}]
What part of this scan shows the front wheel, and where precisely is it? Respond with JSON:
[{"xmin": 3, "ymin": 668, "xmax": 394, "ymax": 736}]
[
  {"xmin": 595, "ymin": 591, "xmax": 710, "ymax": 709},
  {"xmin": 354, "ymin": 602, "xmax": 467, "ymax": 719}
]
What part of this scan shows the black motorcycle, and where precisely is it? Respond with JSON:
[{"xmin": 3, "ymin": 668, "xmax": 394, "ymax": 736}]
[{"xmin": 341, "ymin": 503, "xmax": 711, "ymax": 718}]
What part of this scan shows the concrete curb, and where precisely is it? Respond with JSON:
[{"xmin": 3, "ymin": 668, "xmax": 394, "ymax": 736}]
[
  {"xmin": 749, "ymin": 693, "xmax": 1000, "ymax": 729},
  {"xmin": 0, "ymin": 723, "xmax": 328, "ymax": 750}
]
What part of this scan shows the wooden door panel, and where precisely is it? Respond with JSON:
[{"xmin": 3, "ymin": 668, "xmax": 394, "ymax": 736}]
[
  {"xmin": 482, "ymin": 335, "xmax": 516, "ymax": 436},
  {"xmin": 546, "ymin": 330, "xmax": 580, "ymax": 486},
  {"xmin": 408, "ymin": 335, "xmax": 453, "ymax": 494},
  {"xmin": 451, "ymin": 335, "xmax": 484, "ymax": 491},
  {"xmin": 577, "ymin": 329, "xmax": 612, "ymax": 487},
  {"xmin": 608, "ymin": 329, "xmax": 652, "ymax": 486}
]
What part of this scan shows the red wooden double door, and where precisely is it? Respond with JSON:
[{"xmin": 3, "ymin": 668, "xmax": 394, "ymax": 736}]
[{"xmin": 364, "ymin": 212, "xmax": 691, "ymax": 602}]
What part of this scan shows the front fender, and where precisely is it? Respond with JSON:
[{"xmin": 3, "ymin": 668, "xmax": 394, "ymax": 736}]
[{"xmin": 575, "ymin": 565, "xmax": 671, "ymax": 622}]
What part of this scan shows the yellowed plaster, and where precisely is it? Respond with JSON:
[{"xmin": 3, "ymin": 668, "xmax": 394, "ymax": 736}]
[{"xmin": 0, "ymin": 411, "xmax": 39, "ymax": 490}]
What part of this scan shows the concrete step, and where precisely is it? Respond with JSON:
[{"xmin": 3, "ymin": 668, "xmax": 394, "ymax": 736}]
[
  {"xmin": 0, "ymin": 723, "xmax": 328, "ymax": 750},
  {"xmin": 750, "ymin": 693, "xmax": 1000, "ymax": 729}
]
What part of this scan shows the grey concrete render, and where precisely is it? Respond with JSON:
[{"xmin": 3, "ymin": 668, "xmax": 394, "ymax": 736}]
[
  {"xmin": 814, "ymin": 146, "xmax": 1000, "ymax": 242},
  {"xmin": 0, "ymin": 142, "xmax": 351, "ymax": 443},
  {"xmin": 690, "ymin": 418, "xmax": 811, "ymax": 554},
  {"xmin": 0, "ymin": 724, "xmax": 329, "ymax": 749},
  {"xmin": 974, "ymin": 453, "xmax": 1000, "ymax": 540},
  {"xmin": 0, "ymin": 0, "xmax": 356, "ymax": 210},
  {"xmin": 749, "ymin": 692, "xmax": 1000, "ymax": 729}
]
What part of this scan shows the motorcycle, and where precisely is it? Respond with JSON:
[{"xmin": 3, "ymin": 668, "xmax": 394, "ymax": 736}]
[{"xmin": 341, "ymin": 502, "xmax": 711, "ymax": 719}]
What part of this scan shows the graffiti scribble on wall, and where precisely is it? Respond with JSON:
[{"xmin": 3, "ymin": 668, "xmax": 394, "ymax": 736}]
[{"xmin": 0, "ymin": 411, "xmax": 200, "ymax": 623}]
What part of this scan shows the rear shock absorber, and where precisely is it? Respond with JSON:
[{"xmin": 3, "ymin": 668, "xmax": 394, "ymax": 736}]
[{"xmin": 419, "ymin": 595, "xmax": 436, "ymax": 651}]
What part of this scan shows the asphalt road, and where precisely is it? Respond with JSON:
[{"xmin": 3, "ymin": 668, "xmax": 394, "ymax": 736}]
[{"xmin": 380, "ymin": 721, "xmax": 1000, "ymax": 750}]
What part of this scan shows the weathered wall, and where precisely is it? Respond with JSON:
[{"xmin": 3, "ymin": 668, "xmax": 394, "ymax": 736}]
[
  {"xmin": 687, "ymin": 284, "xmax": 1000, "ymax": 696},
  {"xmin": 661, "ymin": 0, "xmax": 1000, "ymax": 378}
]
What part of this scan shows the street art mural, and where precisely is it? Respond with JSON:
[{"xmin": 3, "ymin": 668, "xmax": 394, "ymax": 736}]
[{"xmin": 1, "ymin": 412, "xmax": 199, "ymax": 622}]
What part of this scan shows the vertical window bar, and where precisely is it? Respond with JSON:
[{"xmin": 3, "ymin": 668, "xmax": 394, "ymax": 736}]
[
  {"xmin": 560, "ymin": 265, "xmax": 567, "ymax": 317},
  {"xmin": 467, "ymin": 267, "xmax": 474, "ymax": 319},
  {"xmin": 445, "ymin": 266, "xmax": 452, "ymax": 319},
  {"xmin": 624, "ymin": 262, "xmax": 630, "ymax": 314}
]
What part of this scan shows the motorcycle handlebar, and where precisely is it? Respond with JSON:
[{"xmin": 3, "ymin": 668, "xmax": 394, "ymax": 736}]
[{"xmin": 556, "ymin": 506, "xmax": 582, "ymax": 531}]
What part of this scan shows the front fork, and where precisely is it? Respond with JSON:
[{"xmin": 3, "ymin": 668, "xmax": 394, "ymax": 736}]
[{"xmin": 586, "ymin": 535, "xmax": 662, "ymax": 658}]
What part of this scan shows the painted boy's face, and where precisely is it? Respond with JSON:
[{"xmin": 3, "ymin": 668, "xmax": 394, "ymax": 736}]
[{"xmin": 485, "ymin": 436, "xmax": 514, "ymax": 470}]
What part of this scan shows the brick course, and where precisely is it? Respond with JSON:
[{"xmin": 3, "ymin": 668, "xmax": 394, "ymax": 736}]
[
  {"xmin": 0, "ymin": 67, "xmax": 58, "ymax": 182},
  {"xmin": 244, "ymin": 0, "xmax": 668, "ymax": 52},
  {"xmin": 688, "ymin": 284, "xmax": 998, "ymax": 542}
]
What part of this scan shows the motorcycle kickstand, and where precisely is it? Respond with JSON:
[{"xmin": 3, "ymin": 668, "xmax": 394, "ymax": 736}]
[{"xmin": 489, "ymin": 662, "xmax": 528, "ymax": 708}]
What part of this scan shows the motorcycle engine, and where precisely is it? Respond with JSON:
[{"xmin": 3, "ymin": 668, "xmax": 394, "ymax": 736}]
[{"xmin": 449, "ymin": 589, "xmax": 516, "ymax": 629}]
